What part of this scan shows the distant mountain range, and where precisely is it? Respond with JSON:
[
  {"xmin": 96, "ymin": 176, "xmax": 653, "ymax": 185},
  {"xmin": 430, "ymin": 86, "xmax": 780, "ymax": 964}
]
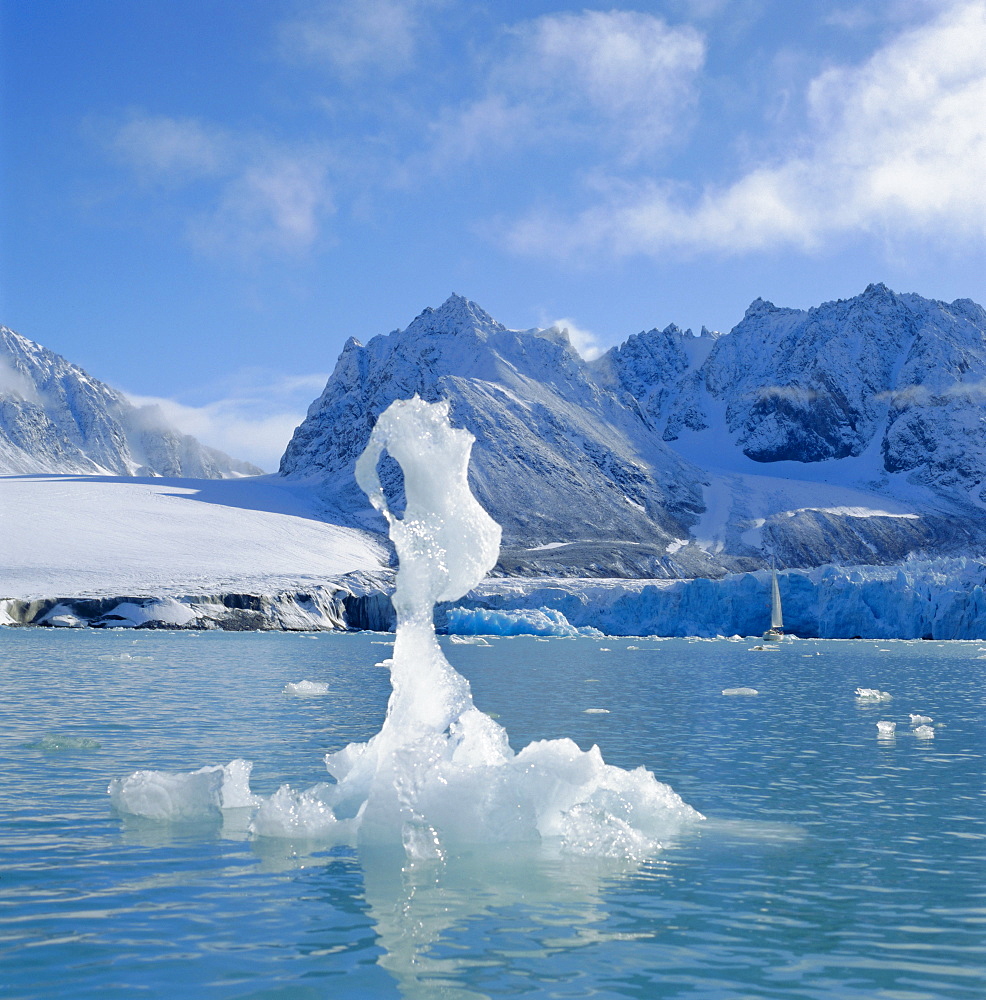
[
  {"xmin": 0, "ymin": 326, "xmax": 261, "ymax": 478},
  {"xmin": 281, "ymin": 285, "xmax": 986, "ymax": 577},
  {"xmin": 5, "ymin": 284, "xmax": 986, "ymax": 579}
]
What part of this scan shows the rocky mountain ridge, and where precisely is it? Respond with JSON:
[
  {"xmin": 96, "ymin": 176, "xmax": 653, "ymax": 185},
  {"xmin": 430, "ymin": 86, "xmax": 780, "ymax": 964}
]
[
  {"xmin": 0, "ymin": 325, "xmax": 261, "ymax": 478},
  {"xmin": 282, "ymin": 286, "xmax": 986, "ymax": 577}
]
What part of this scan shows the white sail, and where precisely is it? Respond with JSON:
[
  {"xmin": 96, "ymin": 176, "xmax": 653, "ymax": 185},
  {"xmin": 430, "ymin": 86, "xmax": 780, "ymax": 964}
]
[{"xmin": 770, "ymin": 567, "xmax": 783, "ymax": 629}]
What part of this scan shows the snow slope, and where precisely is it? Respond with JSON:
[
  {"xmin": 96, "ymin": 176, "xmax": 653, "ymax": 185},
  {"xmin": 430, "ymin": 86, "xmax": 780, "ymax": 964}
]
[{"xmin": 0, "ymin": 474, "xmax": 388, "ymax": 598}]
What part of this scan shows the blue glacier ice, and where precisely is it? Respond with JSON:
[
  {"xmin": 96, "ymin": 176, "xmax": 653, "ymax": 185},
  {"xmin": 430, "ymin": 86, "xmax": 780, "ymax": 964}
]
[{"xmin": 446, "ymin": 605, "xmax": 602, "ymax": 637}]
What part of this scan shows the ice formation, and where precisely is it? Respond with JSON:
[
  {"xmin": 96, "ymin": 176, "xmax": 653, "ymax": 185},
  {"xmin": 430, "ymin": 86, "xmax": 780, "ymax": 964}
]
[
  {"xmin": 722, "ymin": 687, "xmax": 759, "ymax": 696},
  {"xmin": 111, "ymin": 397, "xmax": 701, "ymax": 858},
  {"xmin": 909, "ymin": 714, "xmax": 933, "ymax": 726},
  {"xmin": 876, "ymin": 720, "xmax": 896, "ymax": 736},
  {"xmin": 446, "ymin": 606, "xmax": 602, "ymax": 637},
  {"xmin": 255, "ymin": 396, "xmax": 701, "ymax": 857},
  {"xmin": 913, "ymin": 725, "xmax": 935, "ymax": 739},
  {"xmin": 109, "ymin": 759, "xmax": 257, "ymax": 820}
]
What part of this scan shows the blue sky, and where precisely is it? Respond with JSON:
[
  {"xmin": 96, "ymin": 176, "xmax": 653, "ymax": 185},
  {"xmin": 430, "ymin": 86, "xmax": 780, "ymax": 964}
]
[{"xmin": 2, "ymin": 0, "xmax": 985, "ymax": 469}]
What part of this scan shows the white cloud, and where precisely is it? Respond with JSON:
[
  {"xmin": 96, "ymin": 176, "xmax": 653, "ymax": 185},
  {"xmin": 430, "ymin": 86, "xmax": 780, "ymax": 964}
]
[
  {"xmin": 280, "ymin": 0, "xmax": 428, "ymax": 78},
  {"xmin": 432, "ymin": 10, "xmax": 705, "ymax": 164},
  {"xmin": 126, "ymin": 371, "xmax": 329, "ymax": 472},
  {"xmin": 188, "ymin": 154, "xmax": 334, "ymax": 256},
  {"xmin": 547, "ymin": 318, "xmax": 603, "ymax": 361},
  {"xmin": 508, "ymin": 0, "xmax": 986, "ymax": 257},
  {"xmin": 105, "ymin": 114, "xmax": 334, "ymax": 257},
  {"xmin": 110, "ymin": 114, "xmax": 231, "ymax": 178}
]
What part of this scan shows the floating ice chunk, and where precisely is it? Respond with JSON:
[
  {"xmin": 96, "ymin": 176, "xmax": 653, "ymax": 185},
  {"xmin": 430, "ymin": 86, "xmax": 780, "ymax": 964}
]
[
  {"xmin": 909, "ymin": 714, "xmax": 933, "ymax": 726},
  {"xmin": 583, "ymin": 708, "xmax": 610, "ymax": 714},
  {"xmin": 856, "ymin": 688, "xmax": 893, "ymax": 701},
  {"xmin": 446, "ymin": 606, "xmax": 602, "ymax": 638},
  {"xmin": 49, "ymin": 614, "xmax": 83, "ymax": 628},
  {"xmin": 98, "ymin": 653, "xmax": 153, "ymax": 663},
  {"xmin": 108, "ymin": 759, "xmax": 258, "ymax": 820},
  {"xmin": 876, "ymin": 721, "xmax": 896, "ymax": 735},
  {"xmin": 722, "ymin": 687, "xmax": 759, "ymax": 696},
  {"xmin": 449, "ymin": 635, "xmax": 491, "ymax": 645},
  {"xmin": 283, "ymin": 680, "xmax": 329, "ymax": 697},
  {"xmin": 913, "ymin": 725, "xmax": 935, "ymax": 739}
]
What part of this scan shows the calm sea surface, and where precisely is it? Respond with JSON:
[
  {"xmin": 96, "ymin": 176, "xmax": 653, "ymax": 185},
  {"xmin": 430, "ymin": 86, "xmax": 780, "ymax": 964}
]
[{"xmin": 1, "ymin": 629, "xmax": 983, "ymax": 999}]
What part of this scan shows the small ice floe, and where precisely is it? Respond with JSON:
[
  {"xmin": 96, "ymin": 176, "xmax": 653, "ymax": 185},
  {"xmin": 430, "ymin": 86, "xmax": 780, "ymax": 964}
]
[
  {"xmin": 282, "ymin": 680, "xmax": 329, "ymax": 697},
  {"xmin": 913, "ymin": 725, "xmax": 935, "ymax": 739},
  {"xmin": 722, "ymin": 687, "xmax": 759, "ymax": 696},
  {"xmin": 598, "ymin": 647, "xmax": 611, "ymax": 652},
  {"xmin": 449, "ymin": 635, "xmax": 491, "ymax": 645},
  {"xmin": 856, "ymin": 688, "xmax": 892, "ymax": 702},
  {"xmin": 374, "ymin": 658, "xmax": 394, "ymax": 669},
  {"xmin": 909, "ymin": 714, "xmax": 933, "ymax": 726},
  {"xmin": 626, "ymin": 645, "xmax": 639, "ymax": 650},
  {"xmin": 583, "ymin": 708, "xmax": 610, "ymax": 714},
  {"xmin": 109, "ymin": 759, "xmax": 258, "ymax": 820},
  {"xmin": 97, "ymin": 653, "xmax": 154, "ymax": 663},
  {"xmin": 876, "ymin": 720, "xmax": 896, "ymax": 736},
  {"xmin": 748, "ymin": 645, "xmax": 779, "ymax": 651},
  {"xmin": 370, "ymin": 640, "xmax": 394, "ymax": 646}
]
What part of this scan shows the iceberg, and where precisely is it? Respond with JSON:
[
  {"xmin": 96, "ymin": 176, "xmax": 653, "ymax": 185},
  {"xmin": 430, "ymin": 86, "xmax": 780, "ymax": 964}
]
[
  {"xmin": 110, "ymin": 397, "xmax": 702, "ymax": 858},
  {"xmin": 252, "ymin": 397, "xmax": 702, "ymax": 857}
]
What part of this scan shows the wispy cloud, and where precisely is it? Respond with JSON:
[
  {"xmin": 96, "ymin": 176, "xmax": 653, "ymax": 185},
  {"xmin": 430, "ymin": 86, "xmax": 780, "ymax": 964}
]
[
  {"xmin": 507, "ymin": 0, "xmax": 986, "ymax": 258},
  {"xmin": 546, "ymin": 318, "xmax": 604, "ymax": 361},
  {"xmin": 431, "ymin": 10, "xmax": 706, "ymax": 165},
  {"xmin": 279, "ymin": 0, "xmax": 435, "ymax": 79},
  {"xmin": 103, "ymin": 113, "xmax": 334, "ymax": 257},
  {"xmin": 110, "ymin": 114, "xmax": 232, "ymax": 178},
  {"xmin": 125, "ymin": 370, "xmax": 329, "ymax": 471}
]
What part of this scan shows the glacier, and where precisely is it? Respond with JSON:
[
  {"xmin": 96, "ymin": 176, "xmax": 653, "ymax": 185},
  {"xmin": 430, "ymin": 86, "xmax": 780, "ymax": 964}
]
[{"xmin": 6, "ymin": 284, "xmax": 986, "ymax": 640}]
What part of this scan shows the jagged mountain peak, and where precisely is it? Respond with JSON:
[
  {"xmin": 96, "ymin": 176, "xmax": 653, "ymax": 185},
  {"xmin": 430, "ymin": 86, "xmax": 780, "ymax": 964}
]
[{"xmin": 401, "ymin": 293, "xmax": 506, "ymax": 341}]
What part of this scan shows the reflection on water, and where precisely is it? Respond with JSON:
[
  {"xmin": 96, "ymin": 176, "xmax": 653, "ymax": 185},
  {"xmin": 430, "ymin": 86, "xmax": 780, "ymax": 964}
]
[{"xmin": 0, "ymin": 630, "xmax": 984, "ymax": 998}]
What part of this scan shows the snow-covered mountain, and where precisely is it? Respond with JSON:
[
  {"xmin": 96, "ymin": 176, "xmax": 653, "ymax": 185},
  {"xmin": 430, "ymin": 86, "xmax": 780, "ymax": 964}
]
[
  {"xmin": 0, "ymin": 326, "xmax": 262, "ymax": 477},
  {"xmin": 282, "ymin": 286, "xmax": 986, "ymax": 577}
]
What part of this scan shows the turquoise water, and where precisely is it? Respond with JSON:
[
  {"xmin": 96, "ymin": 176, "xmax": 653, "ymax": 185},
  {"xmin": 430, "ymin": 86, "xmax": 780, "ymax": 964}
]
[{"xmin": 1, "ymin": 630, "xmax": 983, "ymax": 999}]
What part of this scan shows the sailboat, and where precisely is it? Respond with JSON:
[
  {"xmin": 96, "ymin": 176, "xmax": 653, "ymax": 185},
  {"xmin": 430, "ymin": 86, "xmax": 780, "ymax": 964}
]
[{"xmin": 762, "ymin": 563, "xmax": 784, "ymax": 642}]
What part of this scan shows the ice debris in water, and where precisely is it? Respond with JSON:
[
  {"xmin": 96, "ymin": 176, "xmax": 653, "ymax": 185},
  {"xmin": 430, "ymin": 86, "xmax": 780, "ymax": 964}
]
[
  {"xmin": 283, "ymin": 680, "xmax": 329, "ymax": 697},
  {"xmin": 856, "ymin": 688, "xmax": 893, "ymax": 702},
  {"xmin": 876, "ymin": 720, "xmax": 896, "ymax": 736},
  {"xmin": 446, "ymin": 606, "xmax": 602, "ymax": 637},
  {"xmin": 722, "ymin": 687, "xmax": 759, "ymax": 696},
  {"xmin": 913, "ymin": 725, "xmax": 935, "ymax": 739},
  {"xmin": 98, "ymin": 653, "xmax": 154, "ymax": 663},
  {"xmin": 448, "ymin": 635, "xmax": 491, "ymax": 645},
  {"xmin": 909, "ymin": 714, "xmax": 933, "ymax": 726},
  {"xmin": 109, "ymin": 759, "xmax": 257, "ymax": 820},
  {"xmin": 110, "ymin": 397, "xmax": 702, "ymax": 859}
]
